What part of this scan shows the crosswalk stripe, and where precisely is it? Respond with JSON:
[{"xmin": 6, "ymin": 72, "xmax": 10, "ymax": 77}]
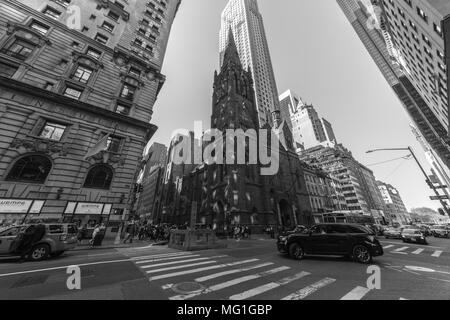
[
  {"xmin": 149, "ymin": 259, "xmax": 259, "ymax": 281},
  {"xmin": 169, "ymin": 266, "xmax": 290, "ymax": 300},
  {"xmin": 394, "ymin": 247, "xmax": 409, "ymax": 252},
  {"xmin": 136, "ymin": 254, "xmax": 201, "ymax": 265},
  {"xmin": 140, "ymin": 257, "xmax": 213, "ymax": 269},
  {"xmin": 229, "ymin": 271, "xmax": 311, "ymax": 300},
  {"xmin": 412, "ymin": 249, "xmax": 424, "ymax": 255},
  {"xmin": 281, "ymin": 278, "xmax": 336, "ymax": 300},
  {"xmin": 195, "ymin": 261, "xmax": 268, "ymax": 282},
  {"xmin": 432, "ymin": 250, "xmax": 443, "ymax": 258},
  {"xmin": 146, "ymin": 260, "xmax": 218, "ymax": 274},
  {"xmin": 340, "ymin": 286, "xmax": 371, "ymax": 300},
  {"xmin": 383, "ymin": 245, "xmax": 394, "ymax": 249},
  {"xmin": 133, "ymin": 252, "xmax": 193, "ymax": 261}
]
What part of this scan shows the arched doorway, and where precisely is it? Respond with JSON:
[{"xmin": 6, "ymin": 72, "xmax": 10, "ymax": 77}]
[{"xmin": 279, "ymin": 199, "xmax": 293, "ymax": 229}]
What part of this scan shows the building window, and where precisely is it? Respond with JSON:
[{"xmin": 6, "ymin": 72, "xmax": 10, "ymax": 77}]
[
  {"xmin": 107, "ymin": 11, "xmax": 120, "ymax": 21},
  {"xmin": 86, "ymin": 47, "xmax": 102, "ymax": 60},
  {"xmin": 43, "ymin": 6, "xmax": 62, "ymax": 20},
  {"xmin": 71, "ymin": 65, "xmax": 93, "ymax": 83},
  {"xmin": 1, "ymin": 39, "xmax": 34, "ymax": 60},
  {"xmin": 120, "ymin": 83, "xmax": 136, "ymax": 100},
  {"xmin": 84, "ymin": 165, "xmax": 114, "ymax": 189},
  {"xmin": 0, "ymin": 62, "xmax": 18, "ymax": 77},
  {"xmin": 39, "ymin": 122, "xmax": 67, "ymax": 141},
  {"xmin": 115, "ymin": 104, "xmax": 130, "ymax": 115},
  {"xmin": 29, "ymin": 21, "xmax": 50, "ymax": 35},
  {"xmin": 6, "ymin": 155, "xmax": 52, "ymax": 183},
  {"xmin": 129, "ymin": 67, "xmax": 141, "ymax": 77},
  {"xmin": 106, "ymin": 136, "xmax": 122, "ymax": 153},
  {"xmin": 63, "ymin": 86, "xmax": 82, "ymax": 100},
  {"xmin": 101, "ymin": 21, "xmax": 115, "ymax": 33},
  {"xmin": 94, "ymin": 33, "xmax": 108, "ymax": 45}
]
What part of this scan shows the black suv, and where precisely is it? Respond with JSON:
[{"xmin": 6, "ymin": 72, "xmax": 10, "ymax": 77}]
[{"xmin": 277, "ymin": 223, "xmax": 383, "ymax": 264}]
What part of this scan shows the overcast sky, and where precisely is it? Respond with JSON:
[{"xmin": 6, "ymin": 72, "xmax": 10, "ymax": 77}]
[{"xmin": 149, "ymin": 0, "xmax": 441, "ymax": 211}]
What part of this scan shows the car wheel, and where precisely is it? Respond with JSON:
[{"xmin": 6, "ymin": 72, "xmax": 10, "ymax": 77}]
[
  {"xmin": 288, "ymin": 242, "xmax": 304, "ymax": 260},
  {"xmin": 29, "ymin": 244, "xmax": 50, "ymax": 261},
  {"xmin": 353, "ymin": 245, "xmax": 372, "ymax": 264}
]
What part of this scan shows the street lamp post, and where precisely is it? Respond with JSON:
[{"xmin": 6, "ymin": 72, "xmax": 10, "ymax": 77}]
[{"xmin": 366, "ymin": 147, "xmax": 450, "ymax": 218}]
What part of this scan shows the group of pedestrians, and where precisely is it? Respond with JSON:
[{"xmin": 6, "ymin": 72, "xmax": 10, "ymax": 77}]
[
  {"xmin": 122, "ymin": 221, "xmax": 181, "ymax": 244},
  {"xmin": 76, "ymin": 223, "xmax": 106, "ymax": 247},
  {"xmin": 231, "ymin": 225, "xmax": 251, "ymax": 240}
]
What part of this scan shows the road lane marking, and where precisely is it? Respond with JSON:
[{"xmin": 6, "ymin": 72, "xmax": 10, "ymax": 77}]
[
  {"xmin": 0, "ymin": 258, "xmax": 133, "ymax": 278},
  {"xmin": 381, "ymin": 241, "xmax": 443, "ymax": 249},
  {"xmin": 136, "ymin": 254, "xmax": 202, "ymax": 265},
  {"xmin": 169, "ymin": 266, "xmax": 290, "ymax": 300},
  {"xmin": 340, "ymin": 286, "xmax": 371, "ymax": 300},
  {"xmin": 383, "ymin": 245, "xmax": 394, "ymax": 249},
  {"xmin": 281, "ymin": 278, "xmax": 336, "ymax": 300},
  {"xmin": 229, "ymin": 271, "xmax": 311, "ymax": 300},
  {"xmin": 140, "ymin": 257, "xmax": 215, "ymax": 269},
  {"xmin": 429, "ymin": 277, "xmax": 450, "ymax": 283},
  {"xmin": 195, "ymin": 261, "xmax": 268, "ymax": 282},
  {"xmin": 149, "ymin": 259, "xmax": 258, "ymax": 281},
  {"xmin": 394, "ymin": 247, "xmax": 409, "ymax": 252},
  {"xmin": 432, "ymin": 251, "xmax": 443, "ymax": 258},
  {"xmin": 412, "ymin": 249, "xmax": 424, "ymax": 255}
]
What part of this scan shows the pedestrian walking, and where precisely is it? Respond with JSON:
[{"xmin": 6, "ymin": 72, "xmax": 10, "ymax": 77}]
[{"xmin": 123, "ymin": 222, "xmax": 136, "ymax": 244}]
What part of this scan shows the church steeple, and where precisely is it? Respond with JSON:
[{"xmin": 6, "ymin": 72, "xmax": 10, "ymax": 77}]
[{"xmin": 222, "ymin": 27, "xmax": 242, "ymax": 69}]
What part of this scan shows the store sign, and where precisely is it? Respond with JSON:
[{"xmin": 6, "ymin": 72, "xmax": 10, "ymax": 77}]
[
  {"xmin": 0, "ymin": 199, "xmax": 33, "ymax": 213},
  {"xmin": 75, "ymin": 203, "xmax": 104, "ymax": 215}
]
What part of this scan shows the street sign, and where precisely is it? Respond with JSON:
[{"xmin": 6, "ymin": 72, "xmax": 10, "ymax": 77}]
[{"xmin": 430, "ymin": 195, "xmax": 450, "ymax": 201}]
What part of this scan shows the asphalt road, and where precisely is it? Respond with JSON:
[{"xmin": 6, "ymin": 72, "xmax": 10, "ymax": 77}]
[{"xmin": 0, "ymin": 236, "xmax": 449, "ymax": 300}]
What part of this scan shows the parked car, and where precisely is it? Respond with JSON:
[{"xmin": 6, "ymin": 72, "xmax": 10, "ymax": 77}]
[
  {"xmin": 384, "ymin": 228, "xmax": 403, "ymax": 239},
  {"xmin": 277, "ymin": 223, "xmax": 383, "ymax": 264},
  {"xmin": 431, "ymin": 226, "xmax": 450, "ymax": 238},
  {"xmin": 401, "ymin": 229, "xmax": 428, "ymax": 244},
  {"xmin": 0, "ymin": 223, "xmax": 78, "ymax": 261}
]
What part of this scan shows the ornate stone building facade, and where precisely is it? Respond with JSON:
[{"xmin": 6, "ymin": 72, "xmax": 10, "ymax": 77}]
[{"xmin": 0, "ymin": 0, "xmax": 181, "ymax": 230}]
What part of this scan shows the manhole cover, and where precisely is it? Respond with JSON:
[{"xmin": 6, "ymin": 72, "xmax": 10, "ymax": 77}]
[{"xmin": 172, "ymin": 282, "xmax": 205, "ymax": 294}]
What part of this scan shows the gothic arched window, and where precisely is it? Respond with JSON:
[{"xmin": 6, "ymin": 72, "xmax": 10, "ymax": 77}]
[
  {"xmin": 83, "ymin": 165, "xmax": 114, "ymax": 189},
  {"xmin": 6, "ymin": 155, "xmax": 52, "ymax": 183}
]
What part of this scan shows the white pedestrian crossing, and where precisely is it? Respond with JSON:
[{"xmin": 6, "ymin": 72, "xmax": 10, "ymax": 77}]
[
  {"xmin": 169, "ymin": 266, "xmax": 290, "ymax": 300},
  {"xmin": 195, "ymin": 262, "xmax": 271, "ymax": 282},
  {"xmin": 432, "ymin": 250, "xmax": 443, "ymax": 258},
  {"xmin": 129, "ymin": 250, "xmax": 426, "ymax": 301},
  {"xmin": 340, "ymin": 286, "xmax": 371, "ymax": 300},
  {"xmin": 149, "ymin": 259, "xmax": 259, "ymax": 281},
  {"xmin": 393, "ymin": 246, "xmax": 409, "ymax": 252},
  {"xmin": 281, "ymin": 278, "xmax": 336, "ymax": 300},
  {"xmin": 229, "ymin": 271, "xmax": 311, "ymax": 300}
]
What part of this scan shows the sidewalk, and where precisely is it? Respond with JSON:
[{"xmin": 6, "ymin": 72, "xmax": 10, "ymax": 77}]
[{"xmin": 71, "ymin": 239, "xmax": 168, "ymax": 251}]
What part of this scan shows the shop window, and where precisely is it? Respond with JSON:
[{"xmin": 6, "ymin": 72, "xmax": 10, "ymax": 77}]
[
  {"xmin": 84, "ymin": 165, "xmax": 114, "ymax": 189},
  {"xmin": 6, "ymin": 155, "xmax": 52, "ymax": 183}
]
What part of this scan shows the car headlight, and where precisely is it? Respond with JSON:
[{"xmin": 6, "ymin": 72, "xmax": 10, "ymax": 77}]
[{"xmin": 279, "ymin": 236, "xmax": 287, "ymax": 242}]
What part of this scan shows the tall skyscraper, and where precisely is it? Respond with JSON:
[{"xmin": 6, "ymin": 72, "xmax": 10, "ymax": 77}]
[
  {"xmin": 0, "ymin": 0, "xmax": 181, "ymax": 229},
  {"xmin": 337, "ymin": 0, "xmax": 450, "ymax": 172},
  {"xmin": 219, "ymin": 0, "xmax": 279, "ymax": 127}
]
